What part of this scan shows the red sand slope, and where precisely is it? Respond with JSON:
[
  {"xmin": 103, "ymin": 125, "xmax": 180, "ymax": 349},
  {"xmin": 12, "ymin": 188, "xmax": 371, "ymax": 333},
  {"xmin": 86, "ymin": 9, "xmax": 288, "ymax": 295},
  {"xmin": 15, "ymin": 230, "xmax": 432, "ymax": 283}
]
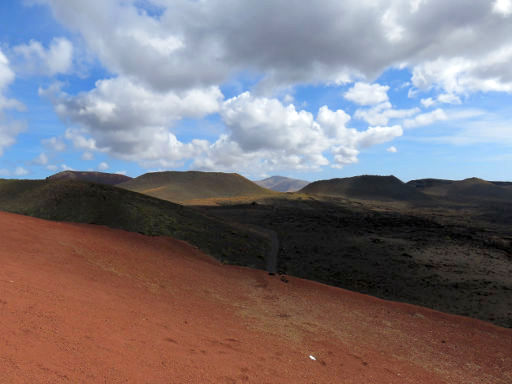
[{"xmin": 0, "ymin": 211, "xmax": 510, "ymax": 383}]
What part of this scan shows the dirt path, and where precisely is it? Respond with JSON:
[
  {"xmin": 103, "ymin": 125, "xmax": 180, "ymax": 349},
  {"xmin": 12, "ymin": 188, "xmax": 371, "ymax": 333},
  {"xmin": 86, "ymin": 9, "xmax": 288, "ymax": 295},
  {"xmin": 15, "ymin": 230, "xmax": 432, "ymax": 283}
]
[
  {"xmin": 262, "ymin": 228, "xmax": 279, "ymax": 274},
  {"xmin": 228, "ymin": 222, "xmax": 279, "ymax": 274},
  {"xmin": 0, "ymin": 211, "xmax": 511, "ymax": 383}
]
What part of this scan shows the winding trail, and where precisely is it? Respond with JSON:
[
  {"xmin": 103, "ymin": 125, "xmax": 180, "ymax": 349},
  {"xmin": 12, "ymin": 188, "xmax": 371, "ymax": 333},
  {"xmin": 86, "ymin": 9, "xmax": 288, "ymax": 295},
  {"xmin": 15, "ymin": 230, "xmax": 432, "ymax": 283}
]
[
  {"xmin": 263, "ymin": 228, "xmax": 279, "ymax": 274},
  {"xmin": 241, "ymin": 224, "xmax": 279, "ymax": 274},
  {"xmin": 221, "ymin": 219, "xmax": 279, "ymax": 274}
]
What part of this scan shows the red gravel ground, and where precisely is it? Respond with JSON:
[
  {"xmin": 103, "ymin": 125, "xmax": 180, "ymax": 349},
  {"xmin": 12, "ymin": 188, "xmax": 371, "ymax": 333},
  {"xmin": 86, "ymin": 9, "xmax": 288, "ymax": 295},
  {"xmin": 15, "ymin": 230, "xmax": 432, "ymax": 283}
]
[{"xmin": 0, "ymin": 211, "xmax": 511, "ymax": 383}]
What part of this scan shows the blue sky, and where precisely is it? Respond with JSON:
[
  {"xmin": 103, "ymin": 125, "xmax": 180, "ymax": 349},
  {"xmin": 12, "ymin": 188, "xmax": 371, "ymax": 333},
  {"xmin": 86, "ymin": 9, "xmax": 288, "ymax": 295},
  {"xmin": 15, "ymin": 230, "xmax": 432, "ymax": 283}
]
[{"xmin": 0, "ymin": 0, "xmax": 510, "ymax": 181}]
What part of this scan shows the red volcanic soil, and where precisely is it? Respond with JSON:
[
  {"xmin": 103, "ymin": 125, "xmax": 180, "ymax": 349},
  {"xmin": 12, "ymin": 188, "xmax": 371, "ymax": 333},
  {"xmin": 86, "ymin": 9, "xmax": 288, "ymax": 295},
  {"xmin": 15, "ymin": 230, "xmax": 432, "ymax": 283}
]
[{"xmin": 0, "ymin": 212, "xmax": 511, "ymax": 383}]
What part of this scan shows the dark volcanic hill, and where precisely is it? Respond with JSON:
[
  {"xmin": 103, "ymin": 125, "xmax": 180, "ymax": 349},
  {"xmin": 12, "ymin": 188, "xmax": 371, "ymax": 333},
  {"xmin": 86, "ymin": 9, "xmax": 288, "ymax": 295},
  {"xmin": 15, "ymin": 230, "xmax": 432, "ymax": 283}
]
[
  {"xmin": 119, "ymin": 171, "xmax": 273, "ymax": 203},
  {"xmin": 491, "ymin": 181, "xmax": 512, "ymax": 187},
  {"xmin": 0, "ymin": 178, "xmax": 267, "ymax": 267},
  {"xmin": 48, "ymin": 171, "xmax": 132, "ymax": 185},
  {"xmin": 301, "ymin": 175, "xmax": 428, "ymax": 202},
  {"xmin": 410, "ymin": 177, "xmax": 512, "ymax": 202},
  {"xmin": 255, "ymin": 176, "xmax": 309, "ymax": 192},
  {"xmin": 407, "ymin": 178, "xmax": 454, "ymax": 189}
]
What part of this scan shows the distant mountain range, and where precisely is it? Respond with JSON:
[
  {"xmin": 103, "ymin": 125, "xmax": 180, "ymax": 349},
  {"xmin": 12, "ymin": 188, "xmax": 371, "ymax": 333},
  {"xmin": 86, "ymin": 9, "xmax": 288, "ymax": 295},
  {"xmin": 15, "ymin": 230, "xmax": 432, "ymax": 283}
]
[
  {"xmin": 408, "ymin": 177, "xmax": 512, "ymax": 202},
  {"xmin": 302, "ymin": 175, "xmax": 512, "ymax": 204},
  {"xmin": 255, "ymin": 176, "xmax": 309, "ymax": 192},
  {"xmin": 42, "ymin": 170, "xmax": 512, "ymax": 205},
  {"xmin": 1, "ymin": 169, "xmax": 511, "ymax": 329}
]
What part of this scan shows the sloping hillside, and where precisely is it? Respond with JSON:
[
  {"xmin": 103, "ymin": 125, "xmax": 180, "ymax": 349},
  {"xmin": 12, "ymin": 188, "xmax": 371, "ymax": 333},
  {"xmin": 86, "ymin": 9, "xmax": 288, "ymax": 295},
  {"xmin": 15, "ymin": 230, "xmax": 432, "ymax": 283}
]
[
  {"xmin": 119, "ymin": 171, "xmax": 273, "ymax": 203},
  {"xmin": 407, "ymin": 178, "xmax": 454, "ymax": 189},
  {"xmin": 1, "ymin": 211, "xmax": 511, "ymax": 383},
  {"xmin": 301, "ymin": 175, "xmax": 428, "ymax": 202},
  {"xmin": 412, "ymin": 177, "xmax": 512, "ymax": 202},
  {"xmin": 492, "ymin": 181, "xmax": 512, "ymax": 187},
  {"xmin": 255, "ymin": 176, "xmax": 309, "ymax": 192},
  {"xmin": 48, "ymin": 170, "xmax": 132, "ymax": 185},
  {"xmin": 0, "ymin": 179, "xmax": 267, "ymax": 267}
]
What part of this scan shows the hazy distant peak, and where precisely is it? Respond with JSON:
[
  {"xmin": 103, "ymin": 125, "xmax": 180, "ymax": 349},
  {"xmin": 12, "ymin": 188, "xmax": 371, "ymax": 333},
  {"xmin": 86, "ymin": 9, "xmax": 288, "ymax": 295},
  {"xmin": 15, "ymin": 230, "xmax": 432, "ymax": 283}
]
[{"xmin": 255, "ymin": 176, "xmax": 309, "ymax": 192}]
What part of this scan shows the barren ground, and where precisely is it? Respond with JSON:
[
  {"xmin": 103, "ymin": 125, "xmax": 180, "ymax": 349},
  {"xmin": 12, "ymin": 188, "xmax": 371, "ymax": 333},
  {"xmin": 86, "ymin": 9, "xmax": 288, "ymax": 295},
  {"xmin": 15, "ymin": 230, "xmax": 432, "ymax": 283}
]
[
  {"xmin": 0, "ymin": 211, "xmax": 511, "ymax": 383},
  {"xmin": 204, "ymin": 198, "xmax": 512, "ymax": 327}
]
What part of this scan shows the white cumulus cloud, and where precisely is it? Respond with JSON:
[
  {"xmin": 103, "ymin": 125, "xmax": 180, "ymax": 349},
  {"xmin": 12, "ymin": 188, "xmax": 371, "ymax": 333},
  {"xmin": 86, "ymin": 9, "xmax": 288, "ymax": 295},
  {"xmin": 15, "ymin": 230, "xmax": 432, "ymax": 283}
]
[
  {"xmin": 42, "ymin": 136, "xmax": 66, "ymax": 151},
  {"xmin": 14, "ymin": 166, "xmax": 29, "ymax": 176},
  {"xmin": 33, "ymin": 152, "xmax": 49, "ymax": 165},
  {"xmin": 411, "ymin": 51, "xmax": 512, "ymax": 95},
  {"xmin": 44, "ymin": 78, "xmax": 403, "ymax": 173},
  {"xmin": 31, "ymin": 0, "xmax": 512, "ymax": 95},
  {"xmin": 493, "ymin": 0, "xmax": 512, "ymax": 16},
  {"xmin": 420, "ymin": 93, "xmax": 461, "ymax": 108},
  {"xmin": 25, "ymin": 0, "xmax": 512, "ymax": 171},
  {"xmin": 41, "ymin": 77, "xmax": 222, "ymax": 166},
  {"xmin": 13, "ymin": 37, "xmax": 73, "ymax": 76},
  {"xmin": 0, "ymin": 49, "xmax": 25, "ymax": 156},
  {"xmin": 344, "ymin": 82, "xmax": 390, "ymax": 106},
  {"xmin": 199, "ymin": 92, "xmax": 403, "ymax": 172},
  {"xmin": 98, "ymin": 161, "xmax": 109, "ymax": 171},
  {"xmin": 421, "ymin": 97, "xmax": 435, "ymax": 108},
  {"xmin": 404, "ymin": 108, "xmax": 448, "ymax": 128},
  {"xmin": 355, "ymin": 102, "xmax": 419, "ymax": 126},
  {"xmin": 0, "ymin": 52, "xmax": 15, "ymax": 90}
]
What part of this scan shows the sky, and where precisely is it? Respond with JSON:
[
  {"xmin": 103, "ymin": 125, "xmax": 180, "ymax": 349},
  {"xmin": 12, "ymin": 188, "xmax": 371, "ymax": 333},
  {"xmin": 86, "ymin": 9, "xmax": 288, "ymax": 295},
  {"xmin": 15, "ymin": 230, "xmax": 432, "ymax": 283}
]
[{"xmin": 0, "ymin": 0, "xmax": 511, "ymax": 182}]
